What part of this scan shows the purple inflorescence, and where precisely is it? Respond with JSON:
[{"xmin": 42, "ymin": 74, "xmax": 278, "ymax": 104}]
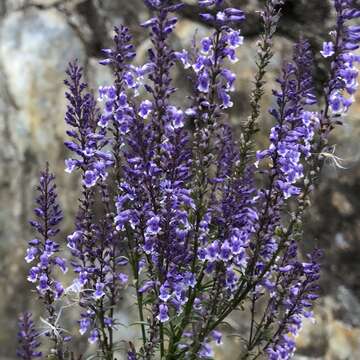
[
  {"xmin": 322, "ymin": 0, "xmax": 360, "ymax": 117},
  {"xmin": 256, "ymin": 40, "xmax": 319, "ymax": 199},
  {"xmin": 17, "ymin": 313, "xmax": 42, "ymax": 360},
  {"xmin": 64, "ymin": 61, "xmax": 112, "ymax": 187},
  {"xmin": 264, "ymin": 245, "xmax": 322, "ymax": 360},
  {"xmin": 27, "ymin": 165, "xmax": 66, "ymax": 299},
  {"xmin": 64, "ymin": 60, "xmax": 129, "ymax": 345}
]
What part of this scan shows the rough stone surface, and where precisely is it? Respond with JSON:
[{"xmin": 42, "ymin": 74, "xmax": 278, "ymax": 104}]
[
  {"xmin": 0, "ymin": 6, "xmax": 86, "ymax": 357},
  {"xmin": 0, "ymin": 5, "xmax": 86, "ymax": 237}
]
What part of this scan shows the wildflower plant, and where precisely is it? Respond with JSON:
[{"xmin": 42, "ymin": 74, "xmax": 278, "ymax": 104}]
[{"xmin": 18, "ymin": 0, "xmax": 360, "ymax": 359}]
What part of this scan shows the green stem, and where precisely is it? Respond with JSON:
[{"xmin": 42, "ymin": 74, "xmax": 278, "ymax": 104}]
[
  {"xmin": 160, "ymin": 323, "xmax": 165, "ymax": 358},
  {"xmin": 136, "ymin": 280, "xmax": 147, "ymax": 348},
  {"xmin": 128, "ymin": 232, "xmax": 148, "ymax": 349}
]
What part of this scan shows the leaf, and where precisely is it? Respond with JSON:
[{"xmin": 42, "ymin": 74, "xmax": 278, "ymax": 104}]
[{"xmin": 129, "ymin": 321, "xmax": 150, "ymax": 327}]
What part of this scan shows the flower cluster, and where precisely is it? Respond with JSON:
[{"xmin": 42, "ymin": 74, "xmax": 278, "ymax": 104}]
[
  {"xmin": 64, "ymin": 62, "xmax": 128, "ymax": 349},
  {"xmin": 64, "ymin": 62, "xmax": 112, "ymax": 187},
  {"xmin": 17, "ymin": 313, "xmax": 42, "ymax": 360},
  {"xmin": 26, "ymin": 165, "xmax": 66, "ymax": 299},
  {"xmin": 257, "ymin": 40, "xmax": 319, "ymax": 199},
  {"xmin": 99, "ymin": 25, "xmax": 137, "ymax": 140},
  {"xmin": 263, "ymin": 245, "xmax": 321, "ymax": 360},
  {"xmin": 113, "ymin": 0, "xmax": 195, "ymax": 326},
  {"xmin": 175, "ymin": 22, "xmax": 243, "ymax": 110},
  {"xmin": 321, "ymin": 0, "xmax": 360, "ymax": 116},
  {"xmin": 19, "ymin": 0, "xmax": 360, "ymax": 359}
]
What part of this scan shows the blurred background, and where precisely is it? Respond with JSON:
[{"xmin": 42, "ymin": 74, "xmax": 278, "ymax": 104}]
[{"xmin": 0, "ymin": 0, "xmax": 360, "ymax": 359}]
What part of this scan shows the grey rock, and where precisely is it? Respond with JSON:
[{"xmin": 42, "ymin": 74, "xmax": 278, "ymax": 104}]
[
  {"xmin": 334, "ymin": 286, "xmax": 360, "ymax": 328},
  {"xmin": 0, "ymin": 6, "xmax": 86, "ymax": 239},
  {"xmin": 0, "ymin": 7, "xmax": 86, "ymax": 357}
]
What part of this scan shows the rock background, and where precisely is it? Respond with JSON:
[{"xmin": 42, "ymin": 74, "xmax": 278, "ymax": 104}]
[{"xmin": 0, "ymin": 0, "xmax": 359, "ymax": 359}]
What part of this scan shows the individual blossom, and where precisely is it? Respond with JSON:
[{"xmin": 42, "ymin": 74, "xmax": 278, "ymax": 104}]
[
  {"xmin": 198, "ymin": 343, "xmax": 214, "ymax": 359},
  {"xmin": 157, "ymin": 303, "xmax": 170, "ymax": 323},
  {"xmin": 320, "ymin": 41, "xmax": 335, "ymax": 57},
  {"xmin": 139, "ymin": 100, "xmax": 153, "ymax": 119}
]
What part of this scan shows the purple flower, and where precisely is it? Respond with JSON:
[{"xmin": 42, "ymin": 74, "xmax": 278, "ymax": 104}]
[
  {"xmin": 198, "ymin": 343, "xmax": 214, "ymax": 358},
  {"xmin": 221, "ymin": 69, "xmax": 236, "ymax": 89},
  {"xmin": 83, "ymin": 170, "xmax": 98, "ymax": 188},
  {"xmin": 146, "ymin": 216, "xmax": 161, "ymax": 235},
  {"xmin": 26, "ymin": 165, "xmax": 66, "ymax": 301},
  {"xmin": 199, "ymin": 0, "xmax": 223, "ymax": 6},
  {"xmin": 198, "ymin": 71, "xmax": 210, "ymax": 93},
  {"xmin": 100, "ymin": 26, "xmax": 136, "ymax": 68},
  {"xmin": 323, "ymin": 0, "xmax": 360, "ymax": 118},
  {"xmin": 264, "ymin": 247, "xmax": 322, "ymax": 359},
  {"xmin": 64, "ymin": 61, "xmax": 112, "ymax": 186},
  {"xmin": 25, "ymin": 247, "xmax": 38, "ymax": 263},
  {"xmin": 320, "ymin": 41, "xmax": 335, "ymax": 58},
  {"xmin": 199, "ymin": 2, "xmax": 245, "ymax": 26},
  {"xmin": 65, "ymin": 158, "xmax": 78, "ymax": 173},
  {"xmin": 27, "ymin": 267, "xmax": 39, "ymax": 283},
  {"xmin": 17, "ymin": 313, "xmax": 42, "ymax": 360},
  {"xmin": 79, "ymin": 318, "xmax": 91, "ymax": 336},
  {"xmin": 224, "ymin": 8, "xmax": 246, "ymax": 22},
  {"xmin": 157, "ymin": 304, "xmax": 170, "ymax": 323},
  {"xmin": 219, "ymin": 240, "xmax": 232, "ymax": 261},
  {"xmin": 184, "ymin": 272, "xmax": 196, "ymax": 288},
  {"xmin": 54, "ymin": 281, "xmax": 64, "ymax": 299},
  {"xmin": 227, "ymin": 29, "xmax": 244, "ymax": 48},
  {"xmin": 175, "ymin": 50, "xmax": 191, "ymax": 69},
  {"xmin": 89, "ymin": 329, "xmax": 99, "ymax": 344},
  {"xmin": 139, "ymin": 100, "xmax": 153, "ymax": 119},
  {"xmin": 211, "ymin": 330, "xmax": 223, "ymax": 345},
  {"xmin": 159, "ymin": 282, "xmax": 172, "ymax": 302},
  {"xmin": 201, "ymin": 37, "xmax": 212, "ymax": 53},
  {"xmin": 128, "ymin": 349, "xmax": 137, "ymax": 360},
  {"xmin": 257, "ymin": 41, "xmax": 319, "ymax": 199},
  {"xmin": 94, "ymin": 282, "xmax": 106, "ymax": 299}
]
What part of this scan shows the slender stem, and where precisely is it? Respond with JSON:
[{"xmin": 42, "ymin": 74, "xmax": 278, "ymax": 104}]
[
  {"xmin": 237, "ymin": 2, "xmax": 283, "ymax": 175},
  {"xmin": 134, "ymin": 264, "xmax": 147, "ymax": 348},
  {"xmin": 248, "ymin": 293, "xmax": 256, "ymax": 347},
  {"xmin": 160, "ymin": 324, "xmax": 165, "ymax": 358}
]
